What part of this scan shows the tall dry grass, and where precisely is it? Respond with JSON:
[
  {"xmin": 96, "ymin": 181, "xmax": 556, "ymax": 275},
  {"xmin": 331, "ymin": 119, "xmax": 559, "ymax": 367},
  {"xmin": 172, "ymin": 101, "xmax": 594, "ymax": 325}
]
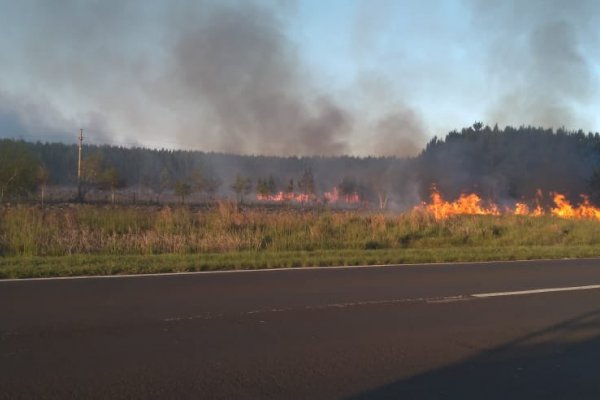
[{"xmin": 2, "ymin": 202, "xmax": 600, "ymax": 257}]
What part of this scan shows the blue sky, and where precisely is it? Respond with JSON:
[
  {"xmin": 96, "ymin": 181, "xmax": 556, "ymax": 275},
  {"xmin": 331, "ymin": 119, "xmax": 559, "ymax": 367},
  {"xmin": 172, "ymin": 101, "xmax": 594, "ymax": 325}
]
[
  {"xmin": 292, "ymin": 0, "xmax": 600, "ymax": 137},
  {"xmin": 0, "ymin": 0, "xmax": 598, "ymax": 155}
]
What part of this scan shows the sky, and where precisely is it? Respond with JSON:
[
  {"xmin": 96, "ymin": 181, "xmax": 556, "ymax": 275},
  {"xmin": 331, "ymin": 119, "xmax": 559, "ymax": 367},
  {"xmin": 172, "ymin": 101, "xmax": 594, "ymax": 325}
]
[{"xmin": 0, "ymin": 0, "xmax": 598, "ymax": 156}]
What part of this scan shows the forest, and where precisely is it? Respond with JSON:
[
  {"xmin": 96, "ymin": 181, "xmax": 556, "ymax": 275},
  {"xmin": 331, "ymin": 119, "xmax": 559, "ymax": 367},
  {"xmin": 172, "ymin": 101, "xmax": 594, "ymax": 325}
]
[{"xmin": 2, "ymin": 123, "xmax": 600, "ymax": 208}]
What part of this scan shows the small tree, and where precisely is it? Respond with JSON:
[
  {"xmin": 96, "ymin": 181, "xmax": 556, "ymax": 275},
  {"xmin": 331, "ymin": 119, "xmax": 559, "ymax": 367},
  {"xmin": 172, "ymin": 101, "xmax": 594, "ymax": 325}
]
[
  {"xmin": 36, "ymin": 165, "xmax": 51, "ymax": 207},
  {"xmin": 338, "ymin": 176, "xmax": 358, "ymax": 197},
  {"xmin": 190, "ymin": 169, "xmax": 206, "ymax": 197},
  {"xmin": 80, "ymin": 153, "xmax": 104, "ymax": 201},
  {"xmin": 0, "ymin": 140, "xmax": 38, "ymax": 203},
  {"xmin": 173, "ymin": 181, "xmax": 192, "ymax": 205},
  {"xmin": 256, "ymin": 175, "xmax": 275, "ymax": 198},
  {"xmin": 149, "ymin": 168, "xmax": 173, "ymax": 203},
  {"xmin": 192, "ymin": 169, "xmax": 224, "ymax": 202},
  {"xmin": 256, "ymin": 178, "xmax": 268, "ymax": 197},
  {"xmin": 298, "ymin": 168, "xmax": 315, "ymax": 202},
  {"xmin": 285, "ymin": 178, "xmax": 294, "ymax": 194},
  {"xmin": 589, "ymin": 169, "xmax": 600, "ymax": 205},
  {"xmin": 267, "ymin": 175, "xmax": 276, "ymax": 194},
  {"xmin": 231, "ymin": 174, "xmax": 252, "ymax": 204},
  {"xmin": 204, "ymin": 176, "xmax": 221, "ymax": 201},
  {"xmin": 372, "ymin": 178, "xmax": 389, "ymax": 210},
  {"xmin": 101, "ymin": 167, "xmax": 125, "ymax": 204}
]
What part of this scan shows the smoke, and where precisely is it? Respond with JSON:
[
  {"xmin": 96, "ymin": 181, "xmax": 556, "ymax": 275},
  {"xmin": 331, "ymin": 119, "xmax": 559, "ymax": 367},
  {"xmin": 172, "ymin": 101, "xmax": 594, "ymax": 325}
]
[
  {"xmin": 0, "ymin": 0, "xmax": 432, "ymax": 156},
  {"xmin": 0, "ymin": 91, "xmax": 71, "ymax": 142},
  {"xmin": 470, "ymin": 0, "xmax": 599, "ymax": 129},
  {"xmin": 370, "ymin": 109, "xmax": 426, "ymax": 157},
  {"xmin": 1, "ymin": 0, "xmax": 596, "ymax": 156},
  {"xmin": 0, "ymin": 1, "xmax": 346, "ymax": 155},
  {"xmin": 163, "ymin": 1, "xmax": 353, "ymax": 155}
]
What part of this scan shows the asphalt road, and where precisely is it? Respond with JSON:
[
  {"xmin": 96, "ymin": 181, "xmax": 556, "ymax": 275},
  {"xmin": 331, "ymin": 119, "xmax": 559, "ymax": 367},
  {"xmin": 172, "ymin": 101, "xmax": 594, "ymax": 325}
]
[{"xmin": 2, "ymin": 259, "xmax": 600, "ymax": 399}]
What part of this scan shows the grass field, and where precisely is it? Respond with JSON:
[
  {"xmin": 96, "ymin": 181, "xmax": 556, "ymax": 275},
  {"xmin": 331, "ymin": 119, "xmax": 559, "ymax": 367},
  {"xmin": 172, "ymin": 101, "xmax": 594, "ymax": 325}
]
[{"xmin": 1, "ymin": 202, "xmax": 600, "ymax": 278}]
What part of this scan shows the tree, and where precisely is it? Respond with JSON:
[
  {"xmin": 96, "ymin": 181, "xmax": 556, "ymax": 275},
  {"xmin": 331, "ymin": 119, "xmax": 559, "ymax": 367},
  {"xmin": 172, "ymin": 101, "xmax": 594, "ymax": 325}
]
[
  {"xmin": 80, "ymin": 153, "xmax": 104, "ymax": 201},
  {"xmin": 173, "ymin": 181, "xmax": 192, "ymax": 204},
  {"xmin": 372, "ymin": 178, "xmax": 389, "ymax": 210},
  {"xmin": 190, "ymin": 169, "xmax": 207, "ymax": 196},
  {"xmin": 231, "ymin": 174, "xmax": 252, "ymax": 204},
  {"xmin": 338, "ymin": 176, "xmax": 358, "ymax": 197},
  {"xmin": 154, "ymin": 168, "xmax": 172, "ymax": 203},
  {"xmin": 36, "ymin": 165, "xmax": 51, "ymax": 207},
  {"xmin": 267, "ymin": 175, "xmax": 276, "ymax": 194},
  {"xmin": 204, "ymin": 176, "xmax": 221, "ymax": 201},
  {"xmin": 0, "ymin": 140, "xmax": 38, "ymax": 203},
  {"xmin": 256, "ymin": 175, "xmax": 276, "ymax": 197},
  {"xmin": 256, "ymin": 178, "xmax": 269, "ymax": 197},
  {"xmin": 297, "ymin": 168, "xmax": 315, "ymax": 201},
  {"xmin": 285, "ymin": 178, "xmax": 294, "ymax": 194},
  {"xmin": 190, "ymin": 169, "xmax": 221, "ymax": 202},
  {"xmin": 101, "ymin": 167, "xmax": 125, "ymax": 204},
  {"xmin": 589, "ymin": 169, "xmax": 600, "ymax": 205}
]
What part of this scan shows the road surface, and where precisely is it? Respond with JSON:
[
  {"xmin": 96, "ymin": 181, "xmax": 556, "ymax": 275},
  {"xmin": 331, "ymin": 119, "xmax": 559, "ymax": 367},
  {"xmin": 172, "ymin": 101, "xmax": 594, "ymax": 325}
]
[{"xmin": 2, "ymin": 258, "xmax": 600, "ymax": 399}]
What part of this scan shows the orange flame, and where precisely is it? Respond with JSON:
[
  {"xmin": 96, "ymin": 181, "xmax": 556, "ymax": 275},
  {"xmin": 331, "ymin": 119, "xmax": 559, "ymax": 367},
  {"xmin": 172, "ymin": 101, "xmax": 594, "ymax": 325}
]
[
  {"xmin": 256, "ymin": 191, "xmax": 314, "ymax": 202},
  {"xmin": 420, "ymin": 188, "xmax": 600, "ymax": 221},
  {"xmin": 256, "ymin": 192, "xmax": 294, "ymax": 202},
  {"xmin": 424, "ymin": 189, "xmax": 500, "ymax": 219},
  {"xmin": 256, "ymin": 187, "xmax": 361, "ymax": 204},
  {"xmin": 551, "ymin": 194, "xmax": 600, "ymax": 220},
  {"xmin": 323, "ymin": 187, "xmax": 361, "ymax": 204},
  {"xmin": 514, "ymin": 202, "xmax": 529, "ymax": 215}
]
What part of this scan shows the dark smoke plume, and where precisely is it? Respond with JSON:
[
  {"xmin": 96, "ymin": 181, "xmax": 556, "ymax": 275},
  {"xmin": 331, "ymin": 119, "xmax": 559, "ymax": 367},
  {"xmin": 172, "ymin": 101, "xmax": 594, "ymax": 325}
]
[
  {"xmin": 165, "ymin": 2, "xmax": 353, "ymax": 155},
  {"xmin": 1, "ymin": 0, "xmax": 597, "ymax": 156},
  {"xmin": 0, "ymin": 0, "xmax": 429, "ymax": 156}
]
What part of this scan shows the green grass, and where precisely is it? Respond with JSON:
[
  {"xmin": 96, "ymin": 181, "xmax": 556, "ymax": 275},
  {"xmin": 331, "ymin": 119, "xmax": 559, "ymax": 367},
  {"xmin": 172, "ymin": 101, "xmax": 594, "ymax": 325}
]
[
  {"xmin": 1, "ymin": 203, "xmax": 600, "ymax": 278},
  {"xmin": 1, "ymin": 245, "xmax": 600, "ymax": 279}
]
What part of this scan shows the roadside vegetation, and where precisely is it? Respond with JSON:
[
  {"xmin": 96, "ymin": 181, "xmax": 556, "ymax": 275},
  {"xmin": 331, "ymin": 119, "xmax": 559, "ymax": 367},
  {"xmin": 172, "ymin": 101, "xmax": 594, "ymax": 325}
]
[
  {"xmin": 1, "ymin": 203, "xmax": 600, "ymax": 278},
  {"xmin": 4, "ymin": 124, "xmax": 600, "ymax": 278}
]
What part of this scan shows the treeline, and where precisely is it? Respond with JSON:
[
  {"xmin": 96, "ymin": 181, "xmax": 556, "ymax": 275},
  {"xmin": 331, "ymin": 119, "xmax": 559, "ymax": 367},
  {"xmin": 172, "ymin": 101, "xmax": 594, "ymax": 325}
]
[
  {"xmin": 0, "ymin": 139, "xmax": 408, "ymax": 205},
  {"xmin": 2, "ymin": 123, "xmax": 600, "ymax": 207},
  {"xmin": 417, "ymin": 123, "xmax": 600, "ymax": 203}
]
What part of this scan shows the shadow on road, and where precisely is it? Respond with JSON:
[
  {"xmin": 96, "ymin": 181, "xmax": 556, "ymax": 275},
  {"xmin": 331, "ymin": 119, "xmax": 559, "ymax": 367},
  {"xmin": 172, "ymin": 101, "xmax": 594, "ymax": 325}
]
[{"xmin": 350, "ymin": 309, "xmax": 600, "ymax": 399}]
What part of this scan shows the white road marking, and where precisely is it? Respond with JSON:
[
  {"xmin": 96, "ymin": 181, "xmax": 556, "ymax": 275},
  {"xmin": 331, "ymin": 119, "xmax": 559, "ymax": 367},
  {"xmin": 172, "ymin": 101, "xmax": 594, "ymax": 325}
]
[
  {"xmin": 472, "ymin": 284, "xmax": 600, "ymax": 298},
  {"xmin": 0, "ymin": 256, "xmax": 596, "ymax": 282},
  {"xmin": 161, "ymin": 285, "xmax": 600, "ymax": 322}
]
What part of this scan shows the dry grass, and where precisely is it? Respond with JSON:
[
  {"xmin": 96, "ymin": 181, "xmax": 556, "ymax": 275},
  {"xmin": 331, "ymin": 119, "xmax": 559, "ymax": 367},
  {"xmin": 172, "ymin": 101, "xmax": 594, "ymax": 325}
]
[{"xmin": 2, "ymin": 202, "xmax": 600, "ymax": 258}]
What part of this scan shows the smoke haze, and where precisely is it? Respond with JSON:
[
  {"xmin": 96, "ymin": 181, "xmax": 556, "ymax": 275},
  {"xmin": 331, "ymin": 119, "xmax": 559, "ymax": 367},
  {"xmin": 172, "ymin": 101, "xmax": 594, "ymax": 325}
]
[
  {"xmin": 471, "ymin": 0, "xmax": 599, "ymax": 129},
  {"xmin": 0, "ymin": 0, "xmax": 598, "ymax": 155}
]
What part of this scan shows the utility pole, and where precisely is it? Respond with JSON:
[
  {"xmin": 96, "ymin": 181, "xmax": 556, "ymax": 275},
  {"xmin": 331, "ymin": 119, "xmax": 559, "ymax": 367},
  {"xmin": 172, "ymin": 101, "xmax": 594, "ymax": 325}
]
[{"xmin": 77, "ymin": 128, "xmax": 83, "ymax": 201}]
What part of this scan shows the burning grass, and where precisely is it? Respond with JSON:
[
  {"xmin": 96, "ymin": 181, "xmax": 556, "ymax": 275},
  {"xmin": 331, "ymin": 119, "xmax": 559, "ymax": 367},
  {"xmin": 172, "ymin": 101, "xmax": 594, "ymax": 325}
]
[
  {"xmin": 419, "ymin": 188, "xmax": 600, "ymax": 221},
  {"xmin": 1, "ymin": 202, "xmax": 600, "ymax": 278}
]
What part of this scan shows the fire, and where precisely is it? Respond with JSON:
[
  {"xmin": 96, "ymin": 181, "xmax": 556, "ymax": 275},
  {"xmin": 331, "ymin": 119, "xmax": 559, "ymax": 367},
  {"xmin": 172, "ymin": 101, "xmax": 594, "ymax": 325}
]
[
  {"xmin": 551, "ymin": 194, "xmax": 600, "ymax": 220},
  {"xmin": 256, "ymin": 192, "xmax": 294, "ymax": 202},
  {"xmin": 256, "ymin": 188, "xmax": 361, "ymax": 204},
  {"xmin": 424, "ymin": 189, "xmax": 500, "ymax": 219},
  {"xmin": 258, "ymin": 183, "xmax": 600, "ymax": 220},
  {"xmin": 420, "ymin": 188, "xmax": 600, "ymax": 221},
  {"xmin": 514, "ymin": 202, "xmax": 529, "ymax": 215},
  {"xmin": 256, "ymin": 192, "xmax": 313, "ymax": 202},
  {"xmin": 532, "ymin": 205, "xmax": 544, "ymax": 217},
  {"xmin": 551, "ymin": 194, "xmax": 575, "ymax": 218},
  {"xmin": 323, "ymin": 187, "xmax": 360, "ymax": 204}
]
